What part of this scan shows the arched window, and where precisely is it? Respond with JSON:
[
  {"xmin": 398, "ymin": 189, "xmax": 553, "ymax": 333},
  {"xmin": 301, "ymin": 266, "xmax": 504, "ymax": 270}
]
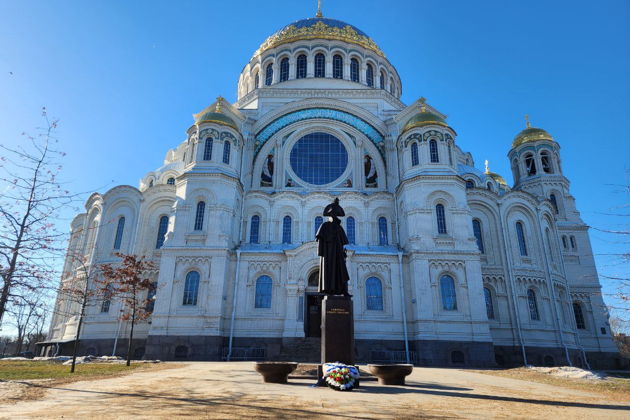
[
  {"xmin": 516, "ymin": 221, "xmax": 528, "ymax": 256},
  {"xmin": 545, "ymin": 228, "xmax": 555, "ymax": 262},
  {"xmin": 265, "ymin": 63, "xmax": 273, "ymax": 85},
  {"xmin": 222, "ymin": 141, "xmax": 231, "ymax": 164},
  {"xmin": 333, "ymin": 54, "xmax": 343, "ymax": 79},
  {"xmin": 146, "ymin": 282, "xmax": 157, "ymax": 312},
  {"xmin": 167, "ymin": 177, "xmax": 175, "ymax": 185},
  {"xmin": 472, "ymin": 219, "xmax": 484, "ymax": 253},
  {"xmin": 113, "ymin": 216, "xmax": 125, "ymax": 250},
  {"xmin": 250, "ymin": 215, "xmax": 260, "ymax": 244},
  {"xmin": 484, "ymin": 287, "xmax": 495, "ymax": 319},
  {"xmin": 308, "ymin": 270, "xmax": 319, "ymax": 287},
  {"xmin": 315, "ymin": 53, "xmax": 325, "ymax": 77},
  {"xmin": 573, "ymin": 301, "xmax": 586, "ymax": 329},
  {"xmin": 366, "ymin": 277, "xmax": 384, "ymax": 310},
  {"xmin": 100, "ymin": 284, "xmax": 113, "ymax": 313},
  {"xmin": 350, "ymin": 58, "xmax": 359, "ymax": 82},
  {"xmin": 254, "ymin": 72, "xmax": 259, "ymax": 89},
  {"xmin": 194, "ymin": 201, "xmax": 205, "ymax": 231},
  {"xmin": 436, "ymin": 204, "xmax": 447, "ymax": 235},
  {"xmin": 411, "ymin": 143, "xmax": 419, "ymax": 166},
  {"xmin": 570, "ymin": 236, "xmax": 577, "ymax": 250},
  {"xmin": 527, "ymin": 288, "xmax": 540, "ymax": 320},
  {"xmin": 429, "ymin": 140, "xmax": 439, "ymax": 163},
  {"xmin": 487, "ymin": 182, "xmax": 494, "ymax": 191},
  {"xmin": 541, "ymin": 151, "xmax": 553, "ymax": 173},
  {"xmin": 296, "ymin": 54, "xmax": 307, "ymax": 79},
  {"xmin": 378, "ymin": 217, "xmax": 388, "ymax": 245},
  {"xmin": 203, "ymin": 138, "xmax": 213, "ymax": 160},
  {"xmin": 524, "ymin": 153, "xmax": 537, "ymax": 175},
  {"xmin": 282, "ymin": 216, "xmax": 292, "ymax": 244},
  {"xmin": 389, "ymin": 77, "xmax": 395, "ymax": 95},
  {"xmin": 279, "ymin": 58, "xmax": 289, "ymax": 82},
  {"xmin": 255, "ymin": 275, "xmax": 272, "ymax": 308},
  {"xmin": 512, "ymin": 159, "xmax": 520, "ymax": 183},
  {"xmin": 314, "ymin": 216, "xmax": 323, "ymax": 236},
  {"xmin": 366, "ymin": 63, "xmax": 374, "ymax": 87},
  {"xmin": 562, "ymin": 235, "xmax": 568, "ymax": 249},
  {"xmin": 465, "ymin": 180, "xmax": 475, "ymax": 189},
  {"xmin": 346, "ymin": 216, "xmax": 356, "ymax": 244},
  {"xmin": 156, "ymin": 216, "xmax": 168, "ymax": 249},
  {"xmin": 380, "ymin": 71, "xmax": 385, "ymax": 89},
  {"xmin": 550, "ymin": 194, "xmax": 558, "ymax": 214},
  {"xmin": 183, "ymin": 271, "xmax": 199, "ymax": 305},
  {"xmin": 440, "ymin": 275, "xmax": 457, "ymax": 310}
]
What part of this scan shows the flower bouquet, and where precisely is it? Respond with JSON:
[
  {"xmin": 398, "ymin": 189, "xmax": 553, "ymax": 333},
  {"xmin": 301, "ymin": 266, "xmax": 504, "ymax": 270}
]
[{"xmin": 322, "ymin": 363, "xmax": 360, "ymax": 391}]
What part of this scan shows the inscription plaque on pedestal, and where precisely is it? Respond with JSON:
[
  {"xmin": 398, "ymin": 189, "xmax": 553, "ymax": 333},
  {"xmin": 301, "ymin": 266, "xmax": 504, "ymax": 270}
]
[{"xmin": 321, "ymin": 295, "xmax": 355, "ymax": 365}]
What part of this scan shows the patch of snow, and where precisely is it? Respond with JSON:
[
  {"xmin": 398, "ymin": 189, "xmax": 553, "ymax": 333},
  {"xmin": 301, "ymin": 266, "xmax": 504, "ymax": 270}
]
[
  {"xmin": 527, "ymin": 366, "xmax": 607, "ymax": 380},
  {"xmin": 33, "ymin": 356, "xmax": 72, "ymax": 362}
]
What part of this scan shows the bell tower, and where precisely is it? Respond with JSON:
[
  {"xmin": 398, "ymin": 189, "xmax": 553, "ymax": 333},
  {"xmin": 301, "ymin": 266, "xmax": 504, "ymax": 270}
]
[{"xmin": 508, "ymin": 115, "xmax": 616, "ymax": 355}]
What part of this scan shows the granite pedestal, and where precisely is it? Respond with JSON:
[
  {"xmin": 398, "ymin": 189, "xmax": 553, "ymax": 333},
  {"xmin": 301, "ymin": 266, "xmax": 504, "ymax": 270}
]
[{"xmin": 321, "ymin": 295, "xmax": 355, "ymax": 365}]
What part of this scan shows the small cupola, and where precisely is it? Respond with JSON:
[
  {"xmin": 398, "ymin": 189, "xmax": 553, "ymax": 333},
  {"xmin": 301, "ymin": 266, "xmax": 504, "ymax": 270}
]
[
  {"xmin": 194, "ymin": 97, "xmax": 238, "ymax": 130},
  {"xmin": 484, "ymin": 160, "xmax": 509, "ymax": 192},
  {"xmin": 512, "ymin": 115, "xmax": 554, "ymax": 148},
  {"xmin": 402, "ymin": 99, "xmax": 449, "ymax": 134}
]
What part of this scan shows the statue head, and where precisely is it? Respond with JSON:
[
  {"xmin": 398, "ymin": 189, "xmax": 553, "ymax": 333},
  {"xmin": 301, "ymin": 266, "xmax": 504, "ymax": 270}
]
[{"xmin": 323, "ymin": 198, "xmax": 345, "ymax": 221}]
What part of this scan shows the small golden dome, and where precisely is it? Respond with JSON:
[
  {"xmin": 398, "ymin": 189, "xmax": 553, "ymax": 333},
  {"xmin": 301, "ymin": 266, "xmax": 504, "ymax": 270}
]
[
  {"xmin": 402, "ymin": 100, "xmax": 448, "ymax": 134},
  {"xmin": 485, "ymin": 160, "xmax": 508, "ymax": 187},
  {"xmin": 194, "ymin": 97, "xmax": 238, "ymax": 130},
  {"xmin": 512, "ymin": 115, "xmax": 554, "ymax": 148}
]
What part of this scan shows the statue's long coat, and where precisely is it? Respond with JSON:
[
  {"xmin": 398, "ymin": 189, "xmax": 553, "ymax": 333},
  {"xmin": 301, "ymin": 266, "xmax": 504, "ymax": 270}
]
[{"xmin": 316, "ymin": 220, "xmax": 350, "ymax": 295}]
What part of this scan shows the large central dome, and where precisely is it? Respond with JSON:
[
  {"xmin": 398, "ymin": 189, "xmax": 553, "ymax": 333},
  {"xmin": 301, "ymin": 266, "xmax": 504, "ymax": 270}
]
[{"xmin": 255, "ymin": 17, "xmax": 384, "ymax": 57}]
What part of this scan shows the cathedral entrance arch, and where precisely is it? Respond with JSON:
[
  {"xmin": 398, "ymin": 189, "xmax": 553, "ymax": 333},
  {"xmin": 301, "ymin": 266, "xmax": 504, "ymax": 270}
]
[{"xmin": 304, "ymin": 269, "xmax": 323, "ymax": 338}]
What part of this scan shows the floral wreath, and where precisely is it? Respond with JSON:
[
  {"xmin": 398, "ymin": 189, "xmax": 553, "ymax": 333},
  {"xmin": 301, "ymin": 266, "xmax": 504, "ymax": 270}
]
[{"xmin": 323, "ymin": 363, "xmax": 360, "ymax": 391}]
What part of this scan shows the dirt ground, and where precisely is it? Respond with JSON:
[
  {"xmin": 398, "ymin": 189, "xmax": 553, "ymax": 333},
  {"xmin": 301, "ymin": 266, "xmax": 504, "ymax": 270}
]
[{"xmin": 1, "ymin": 362, "xmax": 629, "ymax": 419}]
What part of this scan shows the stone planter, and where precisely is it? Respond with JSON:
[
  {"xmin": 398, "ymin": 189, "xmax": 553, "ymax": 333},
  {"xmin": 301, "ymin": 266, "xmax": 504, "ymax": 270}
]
[
  {"xmin": 367, "ymin": 364, "xmax": 414, "ymax": 385},
  {"xmin": 254, "ymin": 362, "xmax": 298, "ymax": 384}
]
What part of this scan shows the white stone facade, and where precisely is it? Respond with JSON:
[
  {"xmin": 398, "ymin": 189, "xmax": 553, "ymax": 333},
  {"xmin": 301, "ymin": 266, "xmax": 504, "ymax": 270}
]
[{"xmin": 44, "ymin": 16, "xmax": 618, "ymax": 367}]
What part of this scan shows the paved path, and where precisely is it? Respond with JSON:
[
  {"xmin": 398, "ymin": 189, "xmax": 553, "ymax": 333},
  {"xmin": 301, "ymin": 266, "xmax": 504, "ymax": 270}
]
[{"xmin": 2, "ymin": 362, "xmax": 629, "ymax": 419}]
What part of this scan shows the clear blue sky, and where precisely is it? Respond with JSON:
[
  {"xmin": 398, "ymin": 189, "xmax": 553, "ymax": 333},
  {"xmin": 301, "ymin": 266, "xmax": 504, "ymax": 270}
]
[{"xmin": 1, "ymin": 1, "xmax": 628, "ymax": 317}]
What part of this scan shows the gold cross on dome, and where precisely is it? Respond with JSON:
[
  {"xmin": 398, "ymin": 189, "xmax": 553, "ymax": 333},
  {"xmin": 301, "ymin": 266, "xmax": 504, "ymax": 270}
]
[
  {"xmin": 485, "ymin": 159, "xmax": 490, "ymax": 174},
  {"xmin": 525, "ymin": 114, "xmax": 531, "ymax": 128},
  {"xmin": 316, "ymin": 0, "xmax": 323, "ymax": 17}
]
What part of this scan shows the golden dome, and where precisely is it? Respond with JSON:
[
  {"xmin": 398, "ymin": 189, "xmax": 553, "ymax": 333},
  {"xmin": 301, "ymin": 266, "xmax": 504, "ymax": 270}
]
[
  {"xmin": 193, "ymin": 97, "xmax": 238, "ymax": 130},
  {"xmin": 402, "ymin": 101, "xmax": 449, "ymax": 134},
  {"xmin": 512, "ymin": 115, "xmax": 554, "ymax": 148},
  {"xmin": 255, "ymin": 17, "xmax": 384, "ymax": 58},
  {"xmin": 485, "ymin": 160, "xmax": 508, "ymax": 187}
]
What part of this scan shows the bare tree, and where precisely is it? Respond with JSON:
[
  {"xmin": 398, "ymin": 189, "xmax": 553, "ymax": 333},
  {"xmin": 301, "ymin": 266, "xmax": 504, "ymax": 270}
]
[
  {"xmin": 99, "ymin": 253, "xmax": 156, "ymax": 366},
  {"xmin": 56, "ymin": 253, "xmax": 99, "ymax": 372},
  {"xmin": 0, "ymin": 109, "xmax": 79, "ymax": 326},
  {"xmin": 6, "ymin": 290, "xmax": 47, "ymax": 355}
]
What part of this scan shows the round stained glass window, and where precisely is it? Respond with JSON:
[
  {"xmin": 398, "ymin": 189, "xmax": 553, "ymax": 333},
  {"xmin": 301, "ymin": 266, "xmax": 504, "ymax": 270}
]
[{"xmin": 289, "ymin": 132, "xmax": 348, "ymax": 185}]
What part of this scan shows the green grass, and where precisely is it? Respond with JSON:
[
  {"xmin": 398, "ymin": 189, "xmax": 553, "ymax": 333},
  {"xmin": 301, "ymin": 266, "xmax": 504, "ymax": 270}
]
[{"xmin": 0, "ymin": 361, "xmax": 148, "ymax": 381}]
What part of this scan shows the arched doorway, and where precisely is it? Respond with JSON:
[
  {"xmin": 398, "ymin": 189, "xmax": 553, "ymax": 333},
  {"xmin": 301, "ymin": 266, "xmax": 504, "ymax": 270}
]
[{"xmin": 305, "ymin": 270, "xmax": 322, "ymax": 337}]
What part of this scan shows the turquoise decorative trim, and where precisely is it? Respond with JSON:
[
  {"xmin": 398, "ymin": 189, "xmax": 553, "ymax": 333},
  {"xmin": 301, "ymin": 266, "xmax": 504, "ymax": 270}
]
[{"xmin": 255, "ymin": 108, "xmax": 384, "ymax": 155}]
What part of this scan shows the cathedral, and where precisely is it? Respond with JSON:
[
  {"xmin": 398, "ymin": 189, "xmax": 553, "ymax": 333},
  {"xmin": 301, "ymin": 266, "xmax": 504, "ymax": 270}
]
[{"xmin": 43, "ymin": 10, "xmax": 619, "ymax": 368}]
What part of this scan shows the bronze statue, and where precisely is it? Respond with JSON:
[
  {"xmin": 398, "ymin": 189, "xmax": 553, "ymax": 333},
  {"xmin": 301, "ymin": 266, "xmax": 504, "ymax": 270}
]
[{"xmin": 316, "ymin": 198, "xmax": 351, "ymax": 296}]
